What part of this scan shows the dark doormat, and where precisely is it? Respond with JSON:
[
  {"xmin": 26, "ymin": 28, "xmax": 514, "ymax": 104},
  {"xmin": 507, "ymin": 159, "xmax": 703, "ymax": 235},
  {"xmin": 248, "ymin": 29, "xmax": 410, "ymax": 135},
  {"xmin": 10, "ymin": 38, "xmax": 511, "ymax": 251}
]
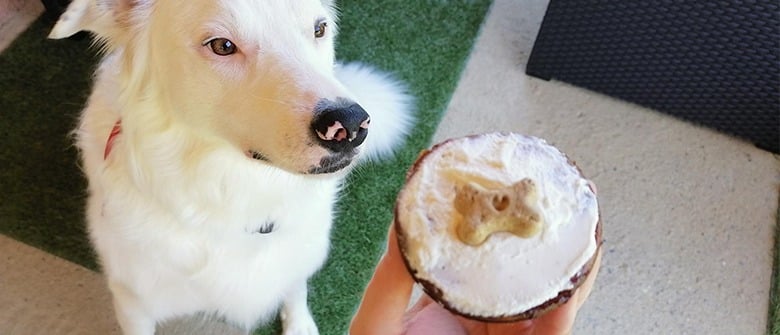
[{"xmin": 527, "ymin": 0, "xmax": 779, "ymax": 153}]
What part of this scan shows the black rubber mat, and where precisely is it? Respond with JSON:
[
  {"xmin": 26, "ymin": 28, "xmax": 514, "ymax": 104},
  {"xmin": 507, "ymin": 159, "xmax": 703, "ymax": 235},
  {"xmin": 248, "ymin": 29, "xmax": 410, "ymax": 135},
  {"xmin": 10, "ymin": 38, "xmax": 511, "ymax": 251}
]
[{"xmin": 527, "ymin": 0, "xmax": 779, "ymax": 153}]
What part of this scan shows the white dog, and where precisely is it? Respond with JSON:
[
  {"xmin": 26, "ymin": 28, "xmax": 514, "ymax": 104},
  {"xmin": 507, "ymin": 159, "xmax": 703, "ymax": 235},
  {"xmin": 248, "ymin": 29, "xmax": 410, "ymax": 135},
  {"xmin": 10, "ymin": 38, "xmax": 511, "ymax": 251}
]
[{"xmin": 48, "ymin": 0, "xmax": 413, "ymax": 334}]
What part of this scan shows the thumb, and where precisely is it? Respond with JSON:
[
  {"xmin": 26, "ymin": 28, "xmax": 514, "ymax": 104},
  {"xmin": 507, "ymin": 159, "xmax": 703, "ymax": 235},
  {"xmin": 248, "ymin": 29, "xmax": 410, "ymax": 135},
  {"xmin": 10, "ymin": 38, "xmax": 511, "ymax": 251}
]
[{"xmin": 350, "ymin": 224, "xmax": 415, "ymax": 335}]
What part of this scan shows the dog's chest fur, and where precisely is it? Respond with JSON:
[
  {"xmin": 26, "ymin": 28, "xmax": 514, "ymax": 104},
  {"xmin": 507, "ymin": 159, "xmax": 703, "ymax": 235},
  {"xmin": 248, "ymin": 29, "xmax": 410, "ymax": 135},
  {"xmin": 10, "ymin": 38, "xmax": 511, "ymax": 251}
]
[
  {"xmin": 89, "ymin": 160, "xmax": 339, "ymax": 324},
  {"xmin": 79, "ymin": 69, "xmax": 341, "ymax": 324}
]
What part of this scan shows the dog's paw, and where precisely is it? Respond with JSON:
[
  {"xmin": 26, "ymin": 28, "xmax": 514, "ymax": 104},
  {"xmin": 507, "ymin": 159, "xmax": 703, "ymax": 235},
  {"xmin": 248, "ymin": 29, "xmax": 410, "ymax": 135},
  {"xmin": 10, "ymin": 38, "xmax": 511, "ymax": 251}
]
[
  {"xmin": 281, "ymin": 314, "xmax": 319, "ymax": 335},
  {"xmin": 280, "ymin": 302, "xmax": 319, "ymax": 335}
]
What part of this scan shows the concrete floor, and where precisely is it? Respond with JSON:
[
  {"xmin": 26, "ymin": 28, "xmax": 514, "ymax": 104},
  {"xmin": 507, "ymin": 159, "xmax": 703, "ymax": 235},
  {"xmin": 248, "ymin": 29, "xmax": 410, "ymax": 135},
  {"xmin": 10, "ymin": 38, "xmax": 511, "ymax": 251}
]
[
  {"xmin": 0, "ymin": 0, "xmax": 41, "ymax": 51},
  {"xmin": 1, "ymin": 0, "xmax": 778, "ymax": 334}
]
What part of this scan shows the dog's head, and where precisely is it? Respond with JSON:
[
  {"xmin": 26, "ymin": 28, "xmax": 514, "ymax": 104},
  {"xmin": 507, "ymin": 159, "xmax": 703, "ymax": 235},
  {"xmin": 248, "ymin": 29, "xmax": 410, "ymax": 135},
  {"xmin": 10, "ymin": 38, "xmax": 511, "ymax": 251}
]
[{"xmin": 50, "ymin": 0, "xmax": 370, "ymax": 175}]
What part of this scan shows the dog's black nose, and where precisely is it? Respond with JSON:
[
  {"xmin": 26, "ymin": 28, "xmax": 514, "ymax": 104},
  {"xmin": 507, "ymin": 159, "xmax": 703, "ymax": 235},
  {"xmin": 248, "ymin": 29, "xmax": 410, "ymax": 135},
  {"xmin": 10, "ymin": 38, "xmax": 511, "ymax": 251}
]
[{"xmin": 311, "ymin": 100, "xmax": 370, "ymax": 153}]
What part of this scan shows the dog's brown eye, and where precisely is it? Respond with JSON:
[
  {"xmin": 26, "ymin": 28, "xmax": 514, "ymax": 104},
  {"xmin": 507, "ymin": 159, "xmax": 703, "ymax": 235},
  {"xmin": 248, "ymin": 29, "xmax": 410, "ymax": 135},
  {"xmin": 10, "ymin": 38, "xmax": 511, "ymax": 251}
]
[
  {"xmin": 314, "ymin": 20, "xmax": 327, "ymax": 38},
  {"xmin": 208, "ymin": 38, "xmax": 237, "ymax": 56}
]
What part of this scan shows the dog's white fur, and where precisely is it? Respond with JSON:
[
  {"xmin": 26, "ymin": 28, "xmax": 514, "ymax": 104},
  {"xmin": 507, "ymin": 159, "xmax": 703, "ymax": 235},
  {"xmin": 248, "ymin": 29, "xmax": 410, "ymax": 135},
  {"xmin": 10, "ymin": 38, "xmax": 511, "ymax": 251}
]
[{"xmin": 49, "ymin": 0, "xmax": 413, "ymax": 334}]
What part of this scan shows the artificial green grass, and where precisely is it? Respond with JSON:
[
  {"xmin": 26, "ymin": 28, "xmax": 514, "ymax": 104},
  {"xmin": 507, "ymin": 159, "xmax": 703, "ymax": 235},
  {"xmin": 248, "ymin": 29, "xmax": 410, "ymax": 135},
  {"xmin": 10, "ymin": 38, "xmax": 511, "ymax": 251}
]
[
  {"xmin": 0, "ymin": 1, "xmax": 492, "ymax": 334},
  {"xmin": 769, "ymin": 200, "xmax": 780, "ymax": 335},
  {"xmin": 0, "ymin": 19, "xmax": 98, "ymax": 269}
]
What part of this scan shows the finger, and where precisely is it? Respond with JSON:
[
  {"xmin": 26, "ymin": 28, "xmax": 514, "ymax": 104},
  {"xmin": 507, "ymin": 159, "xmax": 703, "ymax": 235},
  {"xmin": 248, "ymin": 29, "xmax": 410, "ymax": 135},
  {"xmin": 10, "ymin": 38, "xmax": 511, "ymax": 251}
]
[
  {"xmin": 406, "ymin": 294, "xmax": 436, "ymax": 317},
  {"xmin": 405, "ymin": 303, "xmax": 468, "ymax": 335},
  {"xmin": 350, "ymin": 224, "xmax": 416, "ymax": 335},
  {"xmin": 459, "ymin": 317, "xmax": 535, "ymax": 335}
]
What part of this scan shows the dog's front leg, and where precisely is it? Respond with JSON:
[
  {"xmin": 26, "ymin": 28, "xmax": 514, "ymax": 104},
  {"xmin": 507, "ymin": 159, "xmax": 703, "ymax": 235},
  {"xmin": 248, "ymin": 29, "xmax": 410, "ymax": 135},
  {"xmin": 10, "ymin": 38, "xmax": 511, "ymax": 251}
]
[
  {"xmin": 109, "ymin": 280, "xmax": 156, "ymax": 335},
  {"xmin": 280, "ymin": 281, "xmax": 319, "ymax": 335}
]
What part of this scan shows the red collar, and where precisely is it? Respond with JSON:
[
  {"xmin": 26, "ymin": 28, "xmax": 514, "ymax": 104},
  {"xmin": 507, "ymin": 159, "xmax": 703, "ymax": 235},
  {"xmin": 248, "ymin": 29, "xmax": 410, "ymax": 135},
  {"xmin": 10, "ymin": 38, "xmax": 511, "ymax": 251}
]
[{"xmin": 104, "ymin": 120, "xmax": 122, "ymax": 160}]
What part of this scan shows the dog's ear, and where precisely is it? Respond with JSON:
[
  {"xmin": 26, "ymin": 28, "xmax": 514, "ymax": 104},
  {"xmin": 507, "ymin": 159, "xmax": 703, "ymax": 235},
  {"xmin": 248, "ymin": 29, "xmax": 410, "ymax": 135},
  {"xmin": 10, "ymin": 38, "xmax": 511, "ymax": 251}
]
[
  {"xmin": 321, "ymin": 0, "xmax": 337, "ymax": 12},
  {"xmin": 48, "ymin": 0, "xmax": 151, "ymax": 40},
  {"xmin": 49, "ymin": 0, "xmax": 110, "ymax": 39},
  {"xmin": 321, "ymin": 0, "xmax": 339, "ymax": 25}
]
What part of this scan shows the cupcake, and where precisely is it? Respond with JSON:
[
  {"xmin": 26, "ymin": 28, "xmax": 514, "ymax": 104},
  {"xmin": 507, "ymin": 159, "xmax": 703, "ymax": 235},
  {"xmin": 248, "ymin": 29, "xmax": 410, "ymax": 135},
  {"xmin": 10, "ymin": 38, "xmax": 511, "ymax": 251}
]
[{"xmin": 394, "ymin": 133, "xmax": 601, "ymax": 321}]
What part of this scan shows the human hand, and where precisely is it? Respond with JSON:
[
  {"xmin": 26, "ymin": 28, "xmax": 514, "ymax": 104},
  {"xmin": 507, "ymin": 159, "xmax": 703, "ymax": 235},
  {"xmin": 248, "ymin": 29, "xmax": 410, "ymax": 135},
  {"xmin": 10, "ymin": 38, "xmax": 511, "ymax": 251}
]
[{"xmin": 350, "ymin": 224, "xmax": 602, "ymax": 335}]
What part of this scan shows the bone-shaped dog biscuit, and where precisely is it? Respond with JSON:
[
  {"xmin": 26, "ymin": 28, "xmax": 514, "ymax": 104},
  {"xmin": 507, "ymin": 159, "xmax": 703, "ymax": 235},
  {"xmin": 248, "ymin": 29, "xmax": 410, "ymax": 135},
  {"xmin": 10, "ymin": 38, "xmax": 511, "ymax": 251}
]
[{"xmin": 454, "ymin": 178, "xmax": 542, "ymax": 246}]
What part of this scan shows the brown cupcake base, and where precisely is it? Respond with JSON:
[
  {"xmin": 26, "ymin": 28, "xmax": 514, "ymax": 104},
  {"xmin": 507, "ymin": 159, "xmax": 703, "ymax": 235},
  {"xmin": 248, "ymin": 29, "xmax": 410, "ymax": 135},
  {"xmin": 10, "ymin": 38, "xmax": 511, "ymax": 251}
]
[{"xmin": 395, "ymin": 215, "xmax": 602, "ymax": 322}]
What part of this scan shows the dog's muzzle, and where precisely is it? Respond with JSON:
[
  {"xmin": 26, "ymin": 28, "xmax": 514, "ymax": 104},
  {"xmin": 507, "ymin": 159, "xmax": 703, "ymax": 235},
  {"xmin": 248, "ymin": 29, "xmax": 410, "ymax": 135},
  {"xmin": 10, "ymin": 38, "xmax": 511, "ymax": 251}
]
[
  {"xmin": 311, "ymin": 99, "xmax": 370, "ymax": 153},
  {"xmin": 308, "ymin": 99, "xmax": 370, "ymax": 174}
]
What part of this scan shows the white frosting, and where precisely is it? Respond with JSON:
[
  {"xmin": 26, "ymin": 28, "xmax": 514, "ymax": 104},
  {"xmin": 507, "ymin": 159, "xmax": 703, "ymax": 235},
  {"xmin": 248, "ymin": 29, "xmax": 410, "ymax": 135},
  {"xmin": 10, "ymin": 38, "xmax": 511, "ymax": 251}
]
[{"xmin": 397, "ymin": 133, "xmax": 599, "ymax": 317}]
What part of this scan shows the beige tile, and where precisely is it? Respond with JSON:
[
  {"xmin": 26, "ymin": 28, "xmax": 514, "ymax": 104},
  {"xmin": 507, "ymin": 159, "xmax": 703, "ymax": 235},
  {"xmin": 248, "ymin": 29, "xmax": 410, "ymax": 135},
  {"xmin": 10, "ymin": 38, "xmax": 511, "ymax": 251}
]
[
  {"xmin": 0, "ymin": 0, "xmax": 43, "ymax": 52},
  {"xmin": 0, "ymin": 234, "xmax": 120, "ymax": 335},
  {"xmin": 436, "ymin": 0, "xmax": 780, "ymax": 334},
  {"xmin": 0, "ymin": 234, "xmax": 251, "ymax": 335}
]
